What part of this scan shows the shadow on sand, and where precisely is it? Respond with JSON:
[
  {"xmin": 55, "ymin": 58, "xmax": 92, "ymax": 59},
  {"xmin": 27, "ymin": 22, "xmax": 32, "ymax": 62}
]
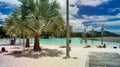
[
  {"xmin": 0, "ymin": 44, "xmax": 10, "ymax": 46},
  {"xmin": 5, "ymin": 48, "xmax": 64, "ymax": 59},
  {"xmin": 0, "ymin": 44, "xmax": 20, "ymax": 46}
]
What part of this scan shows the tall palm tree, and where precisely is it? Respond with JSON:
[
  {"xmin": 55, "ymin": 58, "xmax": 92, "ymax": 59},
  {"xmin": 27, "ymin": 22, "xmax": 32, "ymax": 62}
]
[{"xmin": 19, "ymin": 0, "xmax": 64, "ymax": 51}]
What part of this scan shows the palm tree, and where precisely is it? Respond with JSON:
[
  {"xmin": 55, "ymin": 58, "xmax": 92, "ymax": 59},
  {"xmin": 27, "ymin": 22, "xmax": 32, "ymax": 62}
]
[
  {"xmin": 19, "ymin": 0, "xmax": 64, "ymax": 51},
  {"xmin": 4, "ymin": 0, "xmax": 64, "ymax": 51},
  {"xmin": 4, "ymin": 9, "xmax": 31, "ymax": 47},
  {"xmin": 44, "ymin": 15, "xmax": 65, "ymax": 37}
]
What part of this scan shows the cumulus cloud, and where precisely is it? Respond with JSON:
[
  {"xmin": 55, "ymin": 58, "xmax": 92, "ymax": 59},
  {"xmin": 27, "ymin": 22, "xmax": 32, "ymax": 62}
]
[
  {"xmin": 57, "ymin": 0, "xmax": 112, "ymax": 32},
  {"xmin": 57, "ymin": 0, "xmax": 84, "ymax": 32},
  {"xmin": 0, "ymin": 0, "xmax": 21, "ymax": 6},
  {"xmin": 69, "ymin": 19, "xmax": 86, "ymax": 32},
  {"xmin": 56, "ymin": 0, "xmax": 115, "ymax": 32},
  {"xmin": 108, "ymin": 8, "xmax": 120, "ymax": 13},
  {"xmin": 56, "ymin": 0, "xmax": 120, "ymax": 34},
  {"xmin": 87, "ymin": 13, "xmax": 120, "ymax": 27},
  {"xmin": 78, "ymin": 0, "xmax": 110, "ymax": 7},
  {"xmin": 87, "ymin": 26, "xmax": 93, "ymax": 32},
  {"xmin": 104, "ymin": 21, "xmax": 120, "ymax": 26},
  {"xmin": 69, "ymin": 5, "xmax": 79, "ymax": 16},
  {"xmin": 0, "ymin": 13, "xmax": 8, "ymax": 21},
  {"xmin": 57, "ymin": 0, "xmax": 79, "ymax": 19},
  {"xmin": 94, "ymin": 26, "xmax": 102, "ymax": 32},
  {"xmin": 82, "ymin": 15, "xmax": 107, "ymax": 21},
  {"xmin": 82, "ymin": 13, "xmax": 120, "ymax": 22},
  {"xmin": 91, "ymin": 20, "xmax": 120, "ymax": 34}
]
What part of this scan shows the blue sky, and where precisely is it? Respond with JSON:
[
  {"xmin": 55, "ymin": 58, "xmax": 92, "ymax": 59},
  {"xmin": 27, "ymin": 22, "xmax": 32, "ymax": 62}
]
[{"xmin": 0, "ymin": 0, "xmax": 120, "ymax": 34}]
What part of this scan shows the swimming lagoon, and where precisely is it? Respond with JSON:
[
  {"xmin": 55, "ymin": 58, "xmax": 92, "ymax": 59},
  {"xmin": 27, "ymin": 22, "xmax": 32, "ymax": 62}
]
[
  {"xmin": 0, "ymin": 38, "xmax": 120, "ymax": 45},
  {"xmin": 31, "ymin": 38, "xmax": 120, "ymax": 45}
]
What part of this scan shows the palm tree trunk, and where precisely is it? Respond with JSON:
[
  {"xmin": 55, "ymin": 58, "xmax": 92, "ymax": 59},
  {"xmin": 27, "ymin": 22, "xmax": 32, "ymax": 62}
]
[
  {"xmin": 33, "ymin": 32, "xmax": 41, "ymax": 51},
  {"xmin": 25, "ymin": 36, "xmax": 30, "ymax": 47},
  {"xmin": 23, "ymin": 35, "xmax": 25, "ymax": 49}
]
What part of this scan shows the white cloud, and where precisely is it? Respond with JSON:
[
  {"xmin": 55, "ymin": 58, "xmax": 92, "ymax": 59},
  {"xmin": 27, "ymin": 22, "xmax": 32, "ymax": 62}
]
[
  {"xmin": 69, "ymin": 5, "xmax": 79, "ymax": 15},
  {"xmin": 91, "ymin": 20, "xmax": 120, "ymax": 34},
  {"xmin": 92, "ymin": 20, "xmax": 120, "ymax": 27},
  {"xmin": 87, "ymin": 26, "xmax": 93, "ymax": 32},
  {"xmin": 109, "ymin": 8, "xmax": 120, "ymax": 13},
  {"xmin": 69, "ymin": 0, "xmax": 77, "ymax": 5},
  {"xmin": 81, "ymin": 13, "xmax": 120, "ymax": 33},
  {"xmin": 69, "ymin": 19, "xmax": 86, "ymax": 32},
  {"xmin": 82, "ymin": 13, "xmax": 120, "ymax": 22},
  {"xmin": 57, "ymin": 0, "xmax": 66, "ymax": 19},
  {"xmin": 57, "ymin": 0, "xmax": 83, "ymax": 32},
  {"xmin": 0, "ymin": 13, "xmax": 8, "ymax": 21},
  {"xmin": 105, "ymin": 21, "xmax": 120, "ymax": 26},
  {"xmin": 82, "ymin": 15, "xmax": 108, "ymax": 21},
  {"xmin": 0, "ymin": 0, "xmax": 21, "ymax": 6},
  {"xmin": 57, "ymin": 0, "xmax": 120, "ymax": 34},
  {"xmin": 57, "ymin": 0, "xmax": 79, "ymax": 19},
  {"xmin": 94, "ymin": 26, "xmax": 101, "ymax": 32},
  {"xmin": 78, "ymin": 0, "xmax": 110, "ymax": 7},
  {"xmin": 56, "ymin": 0, "xmax": 115, "ymax": 32}
]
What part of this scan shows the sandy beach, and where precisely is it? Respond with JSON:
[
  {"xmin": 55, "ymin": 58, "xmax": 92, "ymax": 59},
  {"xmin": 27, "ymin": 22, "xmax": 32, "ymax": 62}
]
[{"xmin": 0, "ymin": 40, "xmax": 120, "ymax": 67}]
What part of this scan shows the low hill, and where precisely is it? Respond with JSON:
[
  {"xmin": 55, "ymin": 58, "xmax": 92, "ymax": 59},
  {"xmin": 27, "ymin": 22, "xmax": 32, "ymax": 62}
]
[{"xmin": 90, "ymin": 31, "xmax": 120, "ymax": 37}]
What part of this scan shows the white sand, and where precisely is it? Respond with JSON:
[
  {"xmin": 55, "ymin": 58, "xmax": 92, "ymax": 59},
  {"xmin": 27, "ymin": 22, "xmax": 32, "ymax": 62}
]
[{"xmin": 0, "ymin": 41, "xmax": 120, "ymax": 67}]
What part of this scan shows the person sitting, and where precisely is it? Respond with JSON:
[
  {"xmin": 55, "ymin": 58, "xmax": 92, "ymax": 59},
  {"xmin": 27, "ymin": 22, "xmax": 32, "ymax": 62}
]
[
  {"xmin": 96, "ymin": 44, "xmax": 106, "ymax": 48},
  {"xmin": 0, "ymin": 47, "xmax": 8, "ymax": 53},
  {"xmin": 84, "ymin": 45, "xmax": 91, "ymax": 48},
  {"xmin": 103, "ymin": 44, "xmax": 106, "ymax": 48},
  {"xmin": 59, "ymin": 45, "xmax": 66, "ymax": 48},
  {"xmin": 10, "ymin": 37, "xmax": 15, "ymax": 45},
  {"xmin": 113, "ymin": 46, "xmax": 117, "ymax": 49}
]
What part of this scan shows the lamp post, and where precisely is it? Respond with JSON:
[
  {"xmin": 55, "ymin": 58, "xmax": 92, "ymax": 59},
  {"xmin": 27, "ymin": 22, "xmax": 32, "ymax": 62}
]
[
  {"xmin": 66, "ymin": 0, "xmax": 70, "ymax": 58},
  {"xmin": 19, "ymin": 32, "xmax": 21, "ymax": 45},
  {"xmin": 84, "ymin": 28, "xmax": 87, "ymax": 44},
  {"xmin": 92, "ymin": 28, "xmax": 94, "ymax": 43},
  {"xmin": 101, "ymin": 24, "xmax": 104, "ymax": 44}
]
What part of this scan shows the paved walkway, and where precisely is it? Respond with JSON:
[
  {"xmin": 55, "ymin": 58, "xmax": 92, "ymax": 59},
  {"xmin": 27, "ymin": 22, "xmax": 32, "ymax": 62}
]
[{"xmin": 88, "ymin": 52, "xmax": 120, "ymax": 67}]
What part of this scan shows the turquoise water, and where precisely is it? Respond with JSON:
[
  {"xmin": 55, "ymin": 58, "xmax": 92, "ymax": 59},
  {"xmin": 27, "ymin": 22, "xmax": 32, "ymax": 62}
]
[
  {"xmin": 0, "ymin": 38, "xmax": 120, "ymax": 45},
  {"xmin": 38, "ymin": 38, "xmax": 120, "ymax": 45}
]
